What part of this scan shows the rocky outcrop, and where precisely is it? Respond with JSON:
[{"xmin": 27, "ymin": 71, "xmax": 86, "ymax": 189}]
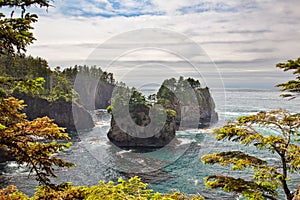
[
  {"xmin": 74, "ymin": 76, "xmax": 114, "ymax": 110},
  {"xmin": 0, "ymin": 148, "xmax": 15, "ymax": 163},
  {"xmin": 107, "ymin": 104, "xmax": 176, "ymax": 148},
  {"xmin": 107, "ymin": 77, "xmax": 218, "ymax": 149},
  {"xmin": 157, "ymin": 79, "xmax": 218, "ymax": 129},
  {"xmin": 95, "ymin": 81, "xmax": 114, "ymax": 109},
  {"xmin": 187, "ymin": 87, "xmax": 218, "ymax": 128},
  {"xmin": 13, "ymin": 93, "xmax": 94, "ymax": 132}
]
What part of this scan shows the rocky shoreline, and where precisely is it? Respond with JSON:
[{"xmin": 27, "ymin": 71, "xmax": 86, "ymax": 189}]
[{"xmin": 13, "ymin": 93, "xmax": 95, "ymax": 132}]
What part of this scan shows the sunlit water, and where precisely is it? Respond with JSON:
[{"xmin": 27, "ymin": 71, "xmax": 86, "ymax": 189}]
[{"xmin": 0, "ymin": 89, "xmax": 299, "ymax": 199}]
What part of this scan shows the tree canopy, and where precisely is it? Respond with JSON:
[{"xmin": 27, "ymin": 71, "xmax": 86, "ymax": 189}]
[
  {"xmin": 202, "ymin": 58, "xmax": 300, "ymax": 200},
  {"xmin": 0, "ymin": 0, "xmax": 75, "ymax": 187},
  {"xmin": 0, "ymin": 176, "xmax": 204, "ymax": 200},
  {"xmin": 202, "ymin": 110, "xmax": 300, "ymax": 200},
  {"xmin": 276, "ymin": 57, "xmax": 300, "ymax": 99},
  {"xmin": 0, "ymin": 0, "xmax": 51, "ymax": 55}
]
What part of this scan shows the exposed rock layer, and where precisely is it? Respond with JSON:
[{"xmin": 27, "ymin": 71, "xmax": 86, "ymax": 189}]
[{"xmin": 14, "ymin": 93, "xmax": 94, "ymax": 132}]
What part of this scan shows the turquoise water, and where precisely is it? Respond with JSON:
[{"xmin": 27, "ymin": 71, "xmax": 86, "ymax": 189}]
[{"xmin": 0, "ymin": 88, "xmax": 299, "ymax": 199}]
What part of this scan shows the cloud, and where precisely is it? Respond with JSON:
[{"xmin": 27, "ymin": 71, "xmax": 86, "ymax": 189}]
[
  {"xmin": 53, "ymin": 0, "xmax": 164, "ymax": 17},
  {"xmin": 25, "ymin": 0, "xmax": 300, "ymax": 88},
  {"xmin": 178, "ymin": 2, "xmax": 238, "ymax": 14}
]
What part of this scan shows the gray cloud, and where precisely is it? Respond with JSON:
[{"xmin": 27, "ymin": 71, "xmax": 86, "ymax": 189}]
[{"xmin": 26, "ymin": 0, "xmax": 300, "ymax": 89}]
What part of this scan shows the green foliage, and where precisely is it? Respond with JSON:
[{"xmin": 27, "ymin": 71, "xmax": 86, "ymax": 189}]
[
  {"xmin": 130, "ymin": 90, "xmax": 147, "ymax": 105},
  {"xmin": 157, "ymin": 76, "xmax": 205, "ymax": 110},
  {"xmin": 49, "ymin": 75, "xmax": 78, "ymax": 102},
  {"xmin": 0, "ymin": 97, "xmax": 75, "ymax": 185},
  {"xmin": 0, "ymin": 55, "xmax": 80, "ymax": 102},
  {"xmin": 0, "ymin": 0, "xmax": 50, "ymax": 55},
  {"xmin": 186, "ymin": 78, "xmax": 201, "ymax": 89},
  {"xmin": 0, "ymin": 177, "xmax": 204, "ymax": 200},
  {"xmin": 111, "ymin": 86, "xmax": 176, "ymax": 125},
  {"xmin": 166, "ymin": 109, "xmax": 177, "ymax": 119},
  {"xmin": 276, "ymin": 57, "xmax": 300, "ymax": 99},
  {"xmin": 15, "ymin": 77, "xmax": 45, "ymax": 95},
  {"xmin": 0, "ymin": 55, "xmax": 52, "ymax": 89},
  {"xmin": 106, "ymin": 105, "xmax": 113, "ymax": 114},
  {"xmin": 202, "ymin": 110, "xmax": 300, "ymax": 200},
  {"xmin": 203, "ymin": 175, "xmax": 277, "ymax": 200},
  {"xmin": 61, "ymin": 65, "xmax": 115, "ymax": 85}
]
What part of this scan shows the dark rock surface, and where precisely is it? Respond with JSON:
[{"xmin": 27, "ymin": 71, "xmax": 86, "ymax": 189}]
[
  {"xmin": 107, "ymin": 104, "xmax": 176, "ymax": 148},
  {"xmin": 13, "ymin": 93, "xmax": 94, "ymax": 132},
  {"xmin": 158, "ymin": 86, "xmax": 218, "ymax": 129},
  {"xmin": 0, "ymin": 148, "xmax": 15, "ymax": 163},
  {"xmin": 74, "ymin": 77, "xmax": 114, "ymax": 110}
]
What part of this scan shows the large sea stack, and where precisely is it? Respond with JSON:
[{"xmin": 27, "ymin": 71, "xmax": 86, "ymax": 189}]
[{"xmin": 107, "ymin": 77, "xmax": 218, "ymax": 149}]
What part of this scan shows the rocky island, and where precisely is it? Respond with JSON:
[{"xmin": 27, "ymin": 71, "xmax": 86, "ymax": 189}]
[{"xmin": 107, "ymin": 77, "xmax": 218, "ymax": 149}]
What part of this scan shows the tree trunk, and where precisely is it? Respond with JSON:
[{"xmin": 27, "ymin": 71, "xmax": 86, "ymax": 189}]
[{"xmin": 281, "ymin": 155, "xmax": 292, "ymax": 200}]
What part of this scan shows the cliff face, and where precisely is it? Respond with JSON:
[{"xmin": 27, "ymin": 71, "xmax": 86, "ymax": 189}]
[
  {"xmin": 180, "ymin": 87, "xmax": 218, "ymax": 129},
  {"xmin": 107, "ymin": 104, "xmax": 176, "ymax": 148},
  {"xmin": 14, "ymin": 93, "xmax": 94, "ymax": 132},
  {"xmin": 95, "ymin": 82, "xmax": 114, "ymax": 109},
  {"xmin": 74, "ymin": 77, "xmax": 114, "ymax": 110},
  {"xmin": 157, "ymin": 85, "xmax": 218, "ymax": 129},
  {"xmin": 0, "ymin": 148, "xmax": 15, "ymax": 162}
]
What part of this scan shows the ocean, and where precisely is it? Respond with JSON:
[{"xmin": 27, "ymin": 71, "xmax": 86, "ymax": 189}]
[{"xmin": 0, "ymin": 88, "xmax": 299, "ymax": 199}]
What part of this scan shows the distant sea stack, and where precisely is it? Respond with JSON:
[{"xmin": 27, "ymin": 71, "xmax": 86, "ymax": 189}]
[
  {"xmin": 157, "ymin": 77, "xmax": 218, "ymax": 129},
  {"xmin": 13, "ymin": 92, "xmax": 94, "ymax": 132},
  {"xmin": 107, "ymin": 77, "xmax": 218, "ymax": 149},
  {"xmin": 176, "ymin": 87, "xmax": 218, "ymax": 129}
]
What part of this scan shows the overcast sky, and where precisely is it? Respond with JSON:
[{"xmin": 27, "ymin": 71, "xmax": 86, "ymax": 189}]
[{"xmin": 22, "ymin": 0, "xmax": 300, "ymax": 89}]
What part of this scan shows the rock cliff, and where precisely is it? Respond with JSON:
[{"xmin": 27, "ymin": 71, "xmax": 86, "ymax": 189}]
[
  {"xmin": 179, "ymin": 87, "xmax": 218, "ymax": 129},
  {"xmin": 13, "ymin": 93, "xmax": 94, "ymax": 132},
  {"xmin": 107, "ymin": 103, "xmax": 176, "ymax": 148},
  {"xmin": 157, "ymin": 78, "xmax": 218, "ymax": 129},
  {"xmin": 74, "ymin": 76, "xmax": 114, "ymax": 110}
]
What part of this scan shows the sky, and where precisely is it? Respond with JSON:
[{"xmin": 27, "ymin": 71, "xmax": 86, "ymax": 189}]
[{"xmin": 16, "ymin": 0, "xmax": 300, "ymax": 89}]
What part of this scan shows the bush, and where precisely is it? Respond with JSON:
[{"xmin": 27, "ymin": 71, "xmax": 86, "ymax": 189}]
[{"xmin": 0, "ymin": 177, "xmax": 204, "ymax": 200}]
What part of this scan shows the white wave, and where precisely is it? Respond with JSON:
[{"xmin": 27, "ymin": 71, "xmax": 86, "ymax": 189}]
[
  {"xmin": 176, "ymin": 130, "xmax": 191, "ymax": 136},
  {"xmin": 116, "ymin": 149, "xmax": 133, "ymax": 156},
  {"xmin": 176, "ymin": 138, "xmax": 195, "ymax": 146},
  {"xmin": 219, "ymin": 111, "xmax": 259, "ymax": 116},
  {"xmin": 188, "ymin": 128, "xmax": 213, "ymax": 134},
  {"xmin": 7, "ymin": 161, "xmax": 19, "ymax": 168},
  {"xmin": 264, "ymin": 157, "xmax": 280, "ymax": 162}
]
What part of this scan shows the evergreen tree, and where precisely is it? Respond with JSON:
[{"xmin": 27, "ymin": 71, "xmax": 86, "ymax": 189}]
[
  {"xmin": 0, "ymin": 0, "xmax": 51, "ymax": 55},
  {"xmin": 202, "ymin": 59, "xmax": 300, "ymax": 200},
  {"xmin": 276, "ymin": 57, "xmax": 300, "ymax": 99},
  {"xmin": 0, "ymin": 0, "xmax": 75, "ymax": 186}
]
